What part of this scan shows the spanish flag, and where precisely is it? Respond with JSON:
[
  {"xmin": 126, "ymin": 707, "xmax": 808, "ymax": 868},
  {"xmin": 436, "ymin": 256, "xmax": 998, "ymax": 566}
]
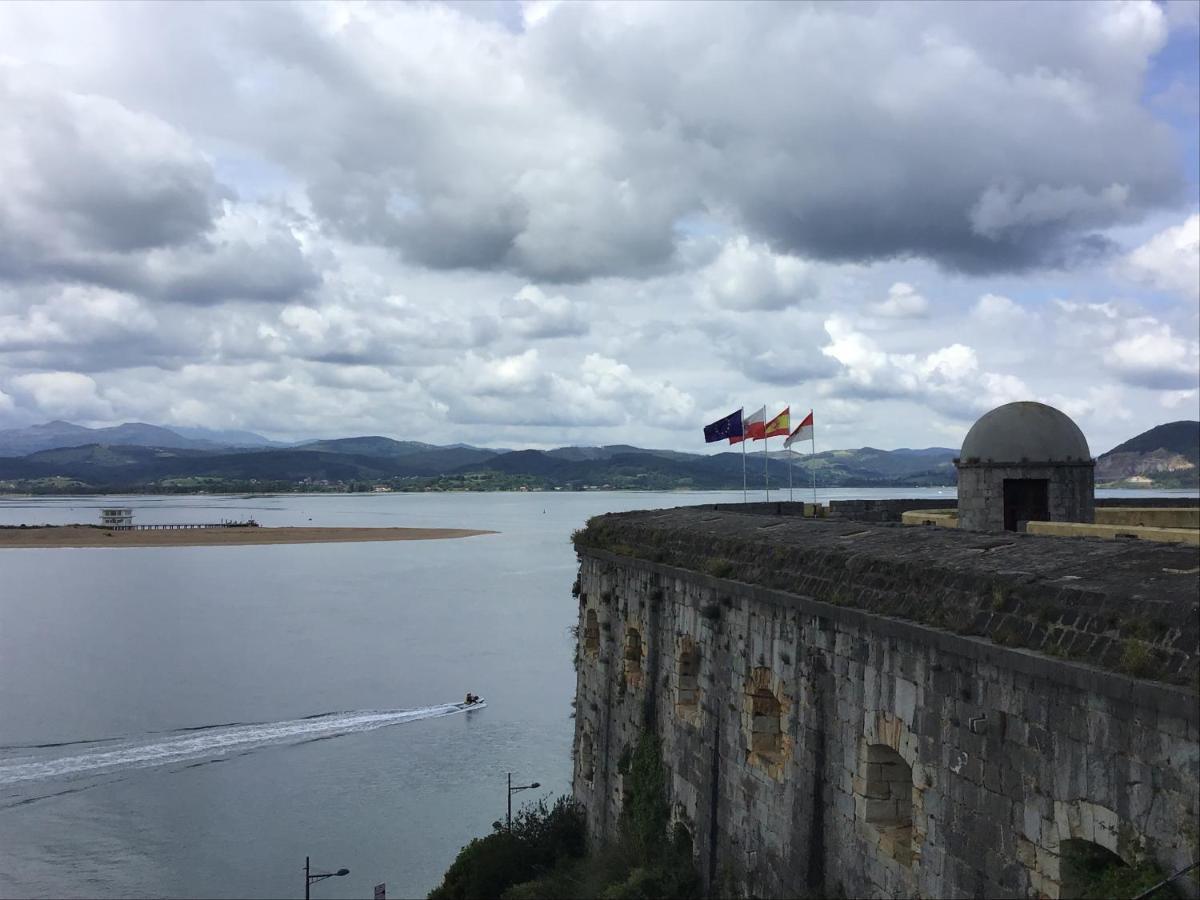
[{"xmin": 763, "ymin": 407, "xmax": 790, "ymax": 439}]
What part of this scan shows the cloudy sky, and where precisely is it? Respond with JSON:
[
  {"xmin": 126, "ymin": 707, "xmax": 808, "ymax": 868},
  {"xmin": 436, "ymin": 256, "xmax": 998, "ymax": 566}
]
[{"xmin": 0, "ymin": 0, "xmax": 1197, "ymax": 453}]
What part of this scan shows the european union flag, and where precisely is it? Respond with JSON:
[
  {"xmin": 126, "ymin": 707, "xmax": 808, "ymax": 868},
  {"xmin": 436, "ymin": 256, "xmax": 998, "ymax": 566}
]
[{"xmin": 703, "ymin": 409, "xmax": 744, "ymax": 443}]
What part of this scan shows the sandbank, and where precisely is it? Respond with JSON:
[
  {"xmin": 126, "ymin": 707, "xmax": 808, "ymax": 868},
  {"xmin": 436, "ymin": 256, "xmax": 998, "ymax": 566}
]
[{"xmin": 0, "ymin": 525, "xmax": 495, "ymax": 549}]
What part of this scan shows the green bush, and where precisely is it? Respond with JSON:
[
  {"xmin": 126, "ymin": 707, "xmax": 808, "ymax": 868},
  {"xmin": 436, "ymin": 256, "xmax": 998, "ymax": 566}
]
[
  {"xmin": 428, "ymin": 796, "xmax": 587, "ymax": 900},
  {"xmin": 431, "ymin": 732, "xmax": 700, "ymax": 900},
  {"xmin": 428, "ymin": 831, "xmax": 532, "ymax": 900}
]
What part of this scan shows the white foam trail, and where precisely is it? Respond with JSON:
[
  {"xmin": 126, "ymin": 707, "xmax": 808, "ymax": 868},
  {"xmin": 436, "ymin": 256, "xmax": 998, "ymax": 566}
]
[{"xmin": 0, "ymin": 702, "xmax": 484, "ymax": 785}]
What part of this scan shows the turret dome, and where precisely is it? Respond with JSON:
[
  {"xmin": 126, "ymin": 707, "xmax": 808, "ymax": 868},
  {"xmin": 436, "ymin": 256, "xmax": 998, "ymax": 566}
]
[{"xmin": 960, "ymin": 401, "xmax": 1091, "ymax": 464}]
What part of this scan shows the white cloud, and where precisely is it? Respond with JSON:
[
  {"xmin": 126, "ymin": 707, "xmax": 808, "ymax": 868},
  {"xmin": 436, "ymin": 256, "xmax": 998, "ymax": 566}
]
[
  {"xmin": 1046, "ymin": 385, "xmax": 1132, "ymax": 424},
  {"xmin": 698, "ymin": 236, "xmax": 818, "ymax": 311},
  {"xmin": 1108, "ymin": 323, "xmax": 1200, "ymax": 389},
  {"xmin": 1120, "ymin": 213, "xmax": 1200, "ymax": 299},
  {"xmin": 10, "ymin": 371, "xmax": 114, "ymax": 420},
  {"xmin": 429, "ymin": 349, "xmax": 693, "ymax": 428},
  {"xmin": 869, "ymin": 282, "xmax": 929, "ymax": 318},
  {"xmin": 500, "ymin": 285, "xmax": 589, "ymax": 338},
  {"xmin": 0, "ymin": 286, "xmax": 156, "ymax": 350},
  {"xmin": 820, "ymin": 317, "xmax": 1028, "ymax": 418},
  {"xmin": 972, "ymin": 293, "xmax": 1037, "ymax": 327},
  {"xmin": 1160, "ymin": 388, "xmax": 1199, "ymax": 411}
]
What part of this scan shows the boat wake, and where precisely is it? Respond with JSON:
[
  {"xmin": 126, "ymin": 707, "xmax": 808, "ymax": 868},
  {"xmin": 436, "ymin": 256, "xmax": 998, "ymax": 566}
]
[{"xmin": 0, "ymin": 702, "xmax": 485, "ymax": 787}]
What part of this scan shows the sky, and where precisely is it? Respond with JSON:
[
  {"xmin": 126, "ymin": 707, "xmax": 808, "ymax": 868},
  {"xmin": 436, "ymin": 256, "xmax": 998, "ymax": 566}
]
[{"xmin": 0, "ymin": 0, "xmax": 1197, "ymax": 454}]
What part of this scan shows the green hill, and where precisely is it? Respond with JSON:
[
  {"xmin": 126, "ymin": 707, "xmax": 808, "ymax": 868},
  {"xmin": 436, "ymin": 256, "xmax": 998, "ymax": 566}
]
[{"xmin": 1096, "ymin": 421, "xmax": 1199, "ymax": 488}]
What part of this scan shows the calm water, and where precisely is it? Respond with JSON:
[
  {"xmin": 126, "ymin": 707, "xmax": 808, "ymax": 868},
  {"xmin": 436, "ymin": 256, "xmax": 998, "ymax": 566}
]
[{"xmin": 0, "ymin": 488, "xmax": 1191, "ymax": 899}]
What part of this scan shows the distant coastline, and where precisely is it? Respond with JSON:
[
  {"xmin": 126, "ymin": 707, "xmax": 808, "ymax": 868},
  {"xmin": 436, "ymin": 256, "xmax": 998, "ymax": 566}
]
[
  {"xmin": 0, "ymin": 525, "xmax": 496, "ymax": 549},
  {"xmin": 3, "ymin": 419, "xmax": 1195, "ymax": 494}
]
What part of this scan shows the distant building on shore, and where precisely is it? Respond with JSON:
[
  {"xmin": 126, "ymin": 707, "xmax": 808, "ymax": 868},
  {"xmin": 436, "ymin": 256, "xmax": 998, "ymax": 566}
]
[{"xmin": 99, "ymin": 507, "xmax": 133, "ymax": 530}]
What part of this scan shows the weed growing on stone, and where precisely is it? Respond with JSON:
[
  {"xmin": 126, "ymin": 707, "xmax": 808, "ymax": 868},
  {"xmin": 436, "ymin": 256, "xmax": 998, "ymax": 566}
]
[
  {"xmin": 991, "ymin": 584, "xmax": 1007, "ymax": 611},
  {"xmin": 704, "ymin": 557, "xmax": 736, "ymax": 579},
  {"xmin": 1118, "ymin": 640, "xmax": 1158, "ymax": 679}
]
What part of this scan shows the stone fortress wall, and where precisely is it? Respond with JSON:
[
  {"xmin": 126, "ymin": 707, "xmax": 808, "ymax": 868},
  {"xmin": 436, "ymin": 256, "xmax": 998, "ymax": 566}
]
[{"xmin": 570, "ymin": 504, "xmax": 1200, "ymax": 899}]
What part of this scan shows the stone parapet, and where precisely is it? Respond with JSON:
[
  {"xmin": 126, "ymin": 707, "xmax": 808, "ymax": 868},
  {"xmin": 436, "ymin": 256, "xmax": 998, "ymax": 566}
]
[{"xmin": 574, "ymin": 507, "xmax": 1200, "ymax": 686}]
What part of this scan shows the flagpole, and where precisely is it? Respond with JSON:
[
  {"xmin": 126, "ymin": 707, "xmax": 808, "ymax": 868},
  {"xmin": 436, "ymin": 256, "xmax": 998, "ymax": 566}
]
[
  {"xmin": 740, "ymin": 408, "xmax": 747, "ymax": 504},
  {"xmin": 810, "ymin": 409, "xmax": 818, "ymax": 506},
  {"xmin": 788, "ymin": 445, "xmax": 793, "ymax": 502},
  {"xmin": 763, "ymin": 419, "xmax": 770, "ymax": 503}
]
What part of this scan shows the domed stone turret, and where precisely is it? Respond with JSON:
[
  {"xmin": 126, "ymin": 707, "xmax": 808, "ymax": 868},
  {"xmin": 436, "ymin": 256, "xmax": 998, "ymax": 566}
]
[
  {"xmin": 960, "ymin": 402, "xmax": 1091, "ymax": 464},
  {"xmin": 956, "ymin": 401, "xmax": 1094, "ymax": 532}
]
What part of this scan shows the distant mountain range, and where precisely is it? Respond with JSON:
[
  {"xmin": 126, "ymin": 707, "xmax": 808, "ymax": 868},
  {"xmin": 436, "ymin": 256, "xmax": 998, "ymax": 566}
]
[
  {"xmin": 0, "ymin": 420, "xmax": 283, "ymax": 455},
  {"xmin": 0, "ymin": 419, "xmax": 1194, "ymax": 494}
]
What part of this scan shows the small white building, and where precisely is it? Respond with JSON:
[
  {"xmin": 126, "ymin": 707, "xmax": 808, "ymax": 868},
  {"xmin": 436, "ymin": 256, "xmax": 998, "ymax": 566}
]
[{"xmin": 99, "ymin": 507, "xmax": 134, "ymax": 530}]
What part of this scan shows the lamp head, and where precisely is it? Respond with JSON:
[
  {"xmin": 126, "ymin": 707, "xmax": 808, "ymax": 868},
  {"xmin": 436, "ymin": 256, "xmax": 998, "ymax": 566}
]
[
  {"xmin": 335, "ymin": 869, "xmax": 350, "ymax": 877},
  {"xmin": 530, "ymin": 782, "xmax": 540, "ymax": 788}
]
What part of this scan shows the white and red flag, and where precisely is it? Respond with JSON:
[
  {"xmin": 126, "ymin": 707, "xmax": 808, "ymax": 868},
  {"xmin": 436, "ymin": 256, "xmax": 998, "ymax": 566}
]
[
  {"xmin": 731, "ymin": 406, "xmax": 765, "ymax": 444},
  {"xmin": 784, "ymin": 410, "xmax": 814, "ymax": 448}
]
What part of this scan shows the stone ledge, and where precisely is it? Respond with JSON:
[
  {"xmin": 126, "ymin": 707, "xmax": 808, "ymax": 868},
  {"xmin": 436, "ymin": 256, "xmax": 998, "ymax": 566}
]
[
  {"xmin": 1027, "ymin": 521, "xmax": 1199, "ymax": 546},
  {"xmin": 578, "ymin": 546, "xmax": 1200, "ymax": 723}
]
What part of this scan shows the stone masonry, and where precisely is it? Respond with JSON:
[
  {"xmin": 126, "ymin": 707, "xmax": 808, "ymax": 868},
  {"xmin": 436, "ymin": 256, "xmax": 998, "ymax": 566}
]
[
  {"xmin": 957, "ymin": 463, "xmax": 1095, "ymax": 532},
  {"xmin": 571, "ymin": 506, "xmax": 1200, "ymax": 899}
]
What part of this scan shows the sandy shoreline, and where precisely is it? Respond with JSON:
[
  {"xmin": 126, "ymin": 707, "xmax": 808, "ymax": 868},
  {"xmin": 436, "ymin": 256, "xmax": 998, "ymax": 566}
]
[{"xmin": 0, "ymin": 525, "xmax": 496, "ymax": 549}]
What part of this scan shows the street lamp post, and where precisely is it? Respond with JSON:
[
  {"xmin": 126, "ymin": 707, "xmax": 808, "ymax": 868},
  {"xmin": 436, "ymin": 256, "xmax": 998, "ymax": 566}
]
[
  {"xmin": 507, "ymin": 772, "xmax": 541, "ymax": 831},
  {"xmin": 305, "ymin": 856, "xmax": 349, "ymax": 900}
]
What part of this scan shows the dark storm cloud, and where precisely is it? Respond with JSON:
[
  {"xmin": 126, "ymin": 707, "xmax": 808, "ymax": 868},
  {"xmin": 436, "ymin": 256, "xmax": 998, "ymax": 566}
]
[
  {"xmin": 0, "ymin": 70, "xmax": 322, "ymax": 307},
  {"xmin": 7, "ymin": 3, "xmax": 1184, "ymax": 284},
  {"xmin": 250, "ymin": 0, "xmax": 1183, "ymax": 280},
  {"xmin": 141, "ymin": 222, "xmax": 322, "ymax": 306},
  {"xmin": 529, "ymin": 1, "xmax": 1185, "ymax": 275},
  {"xmin": 0, "ymin": 74, "xmax": 220, "ymax": 269}
]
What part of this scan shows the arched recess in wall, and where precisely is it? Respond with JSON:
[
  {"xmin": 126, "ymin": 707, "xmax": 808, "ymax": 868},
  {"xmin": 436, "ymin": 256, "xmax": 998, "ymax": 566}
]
[
  {"xmin": 579, "ymin": 730, "xmax": 595, "ymax": 785},
  {"xmin": 750, "ymin": 688, "xmax": 782, "ymax": 755},
  {"xmin": 1059, "ymin": 840, "xmax": 1133, "ymax": 899},
  {"xmin": 584, "ymin": 609, "xmax": 600, "ymax": 656},
  {"xmin": 624, "ymin": 627, "xmax": 643, "ymax": 688},
  {"xmin": 745, "ymin": 667, "xmax": 786, "ymax": 771},
  {"xmin": 676, "ymin": 636, "xmax": 700, "ymax": 713},
  {"xmin": 857, "ymin": 744, "xmax": 914, "ymax": 867}
]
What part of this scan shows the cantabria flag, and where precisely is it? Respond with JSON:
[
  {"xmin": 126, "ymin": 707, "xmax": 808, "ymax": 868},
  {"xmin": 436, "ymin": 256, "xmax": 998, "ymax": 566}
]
[
  {"xmin": 784, "ymin": 410, "xmax": 814, "ymax": 448},
  {"xmin": 731, "ymin": 406, "xmax": 765, "ymax": 444}
]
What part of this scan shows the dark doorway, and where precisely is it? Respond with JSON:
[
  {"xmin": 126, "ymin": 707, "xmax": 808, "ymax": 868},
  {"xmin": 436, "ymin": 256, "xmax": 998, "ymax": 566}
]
[{"xmin": 1003, "ymin": 478, "xmax": 1049, "ymax": 531}]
